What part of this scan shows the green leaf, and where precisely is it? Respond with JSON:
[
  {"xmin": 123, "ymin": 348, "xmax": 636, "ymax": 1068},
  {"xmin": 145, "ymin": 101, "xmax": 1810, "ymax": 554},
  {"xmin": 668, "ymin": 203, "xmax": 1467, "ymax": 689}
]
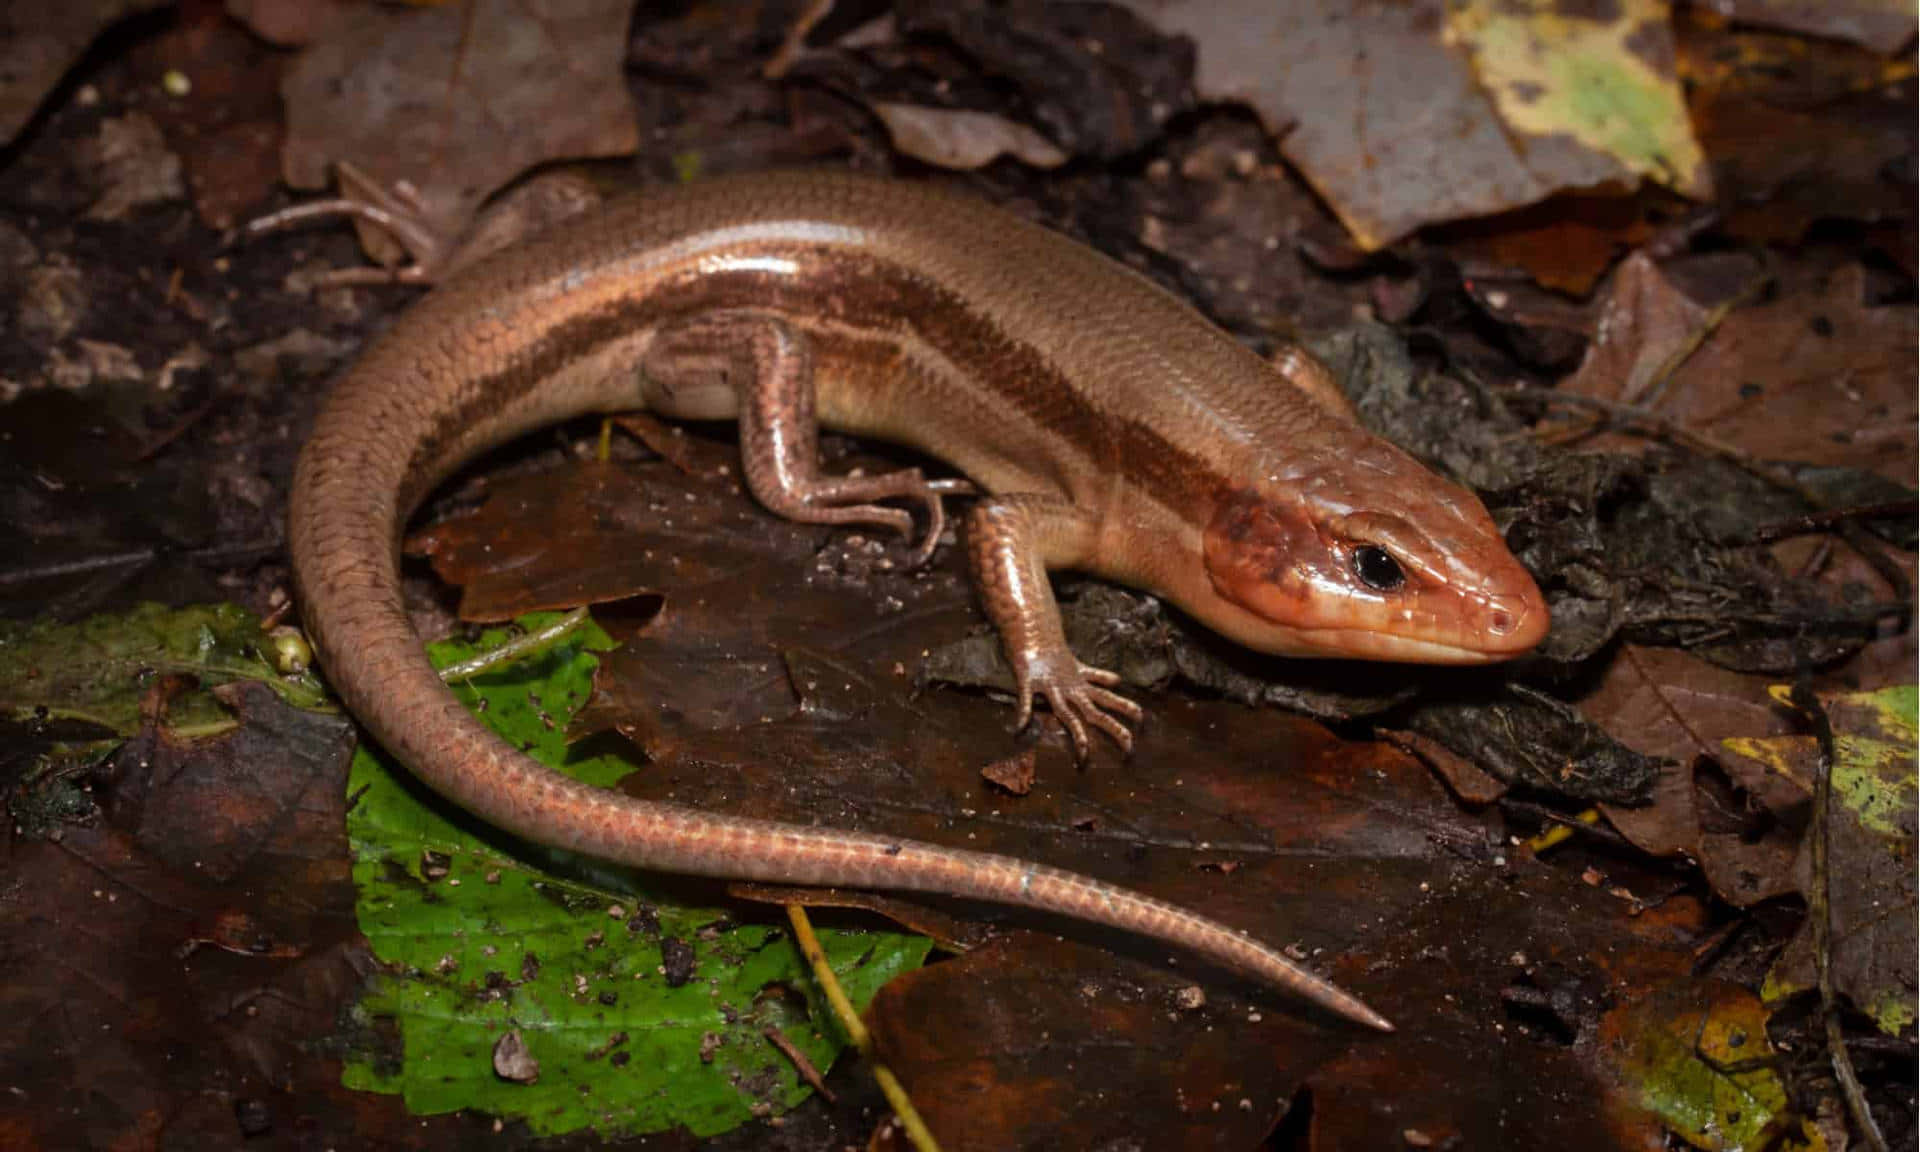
[
  {"xmin": 1603, "ymin": 984, "xmax": 1824, "ymax": 1152},
  {"xmin": 0, "ymin": 601, "xmax": 326, "ymax": 735},
  {"xmin": 341, "ymin": 613, "xmax": 931, "ymax": 1138},
  {"xmin": 1445, "ymin": 0, "xmax": 1711, "ymax": 197}
]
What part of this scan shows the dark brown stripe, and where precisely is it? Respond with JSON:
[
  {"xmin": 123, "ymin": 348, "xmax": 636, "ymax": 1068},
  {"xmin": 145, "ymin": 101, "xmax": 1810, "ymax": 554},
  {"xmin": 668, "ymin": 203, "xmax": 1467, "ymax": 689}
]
[{"xmin": 402, "ymin": 239, "xmax": 1236, "ymax": 520}]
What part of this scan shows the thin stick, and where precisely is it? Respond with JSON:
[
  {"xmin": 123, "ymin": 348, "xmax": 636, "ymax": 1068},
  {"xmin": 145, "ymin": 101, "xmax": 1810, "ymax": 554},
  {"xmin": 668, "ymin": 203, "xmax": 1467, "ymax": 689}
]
[
  {"xmin": 438, "ymin": 608, "xmax": 591, "ymax": 682},
  {"xmin": 1790, "ymin": 683, "xmax": 1889, "ymax": 1152},
  {"xmin": 785, "ymin": 905, "xmax": 942, "ymax": 1152},
  {"xmin": 762, "ymin": 1025, "xmax": 835, "ymax": 1103}
]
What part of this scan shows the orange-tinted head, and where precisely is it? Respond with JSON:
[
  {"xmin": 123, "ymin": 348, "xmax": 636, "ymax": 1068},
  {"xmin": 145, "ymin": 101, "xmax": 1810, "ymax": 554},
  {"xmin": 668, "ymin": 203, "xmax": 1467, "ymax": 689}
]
[{"xmin": 1195, "ymin": 438, "xmax": 1547, "ymax": 663}]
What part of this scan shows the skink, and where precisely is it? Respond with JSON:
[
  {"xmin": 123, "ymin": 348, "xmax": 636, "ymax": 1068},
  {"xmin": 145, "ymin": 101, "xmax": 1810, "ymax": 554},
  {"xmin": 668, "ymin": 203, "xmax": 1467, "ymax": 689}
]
[{"xmin": 288, "ymin": 170, "xmax": 1547, "ymax": 1034}]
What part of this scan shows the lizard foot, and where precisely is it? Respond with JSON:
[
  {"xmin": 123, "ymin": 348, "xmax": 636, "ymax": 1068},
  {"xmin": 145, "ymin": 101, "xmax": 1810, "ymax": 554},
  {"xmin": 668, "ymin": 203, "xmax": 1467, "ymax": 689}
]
[
  {"xmin": 1014, "ymin": 651, "xmax": 1143, "ymax": 761},
  {"xmin": 797, "ymin": 471, "xmax": 976, "ymax": 568}
]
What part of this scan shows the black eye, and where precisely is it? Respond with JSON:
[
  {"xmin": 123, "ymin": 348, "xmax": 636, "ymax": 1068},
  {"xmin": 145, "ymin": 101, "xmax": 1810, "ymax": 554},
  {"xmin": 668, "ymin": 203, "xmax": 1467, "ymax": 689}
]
[{"xmin": 1351, "ymin": 545, "xmax": 1405, "ymax": 591}]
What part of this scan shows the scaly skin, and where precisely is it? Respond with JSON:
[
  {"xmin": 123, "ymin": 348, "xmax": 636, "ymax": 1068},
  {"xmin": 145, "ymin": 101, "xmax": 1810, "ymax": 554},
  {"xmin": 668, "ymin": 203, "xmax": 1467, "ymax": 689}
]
[{"xmin": 290, "ymin": 171, "xmax": 1549, "ymax": 1033}]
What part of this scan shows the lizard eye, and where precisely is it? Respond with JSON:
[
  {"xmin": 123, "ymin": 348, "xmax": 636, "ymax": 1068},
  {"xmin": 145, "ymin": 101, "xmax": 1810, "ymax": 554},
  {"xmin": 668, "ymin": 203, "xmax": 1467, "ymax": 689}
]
[{"xmin": 1351, "ymin": 545, "xmax": 1405, "ymax": 591}]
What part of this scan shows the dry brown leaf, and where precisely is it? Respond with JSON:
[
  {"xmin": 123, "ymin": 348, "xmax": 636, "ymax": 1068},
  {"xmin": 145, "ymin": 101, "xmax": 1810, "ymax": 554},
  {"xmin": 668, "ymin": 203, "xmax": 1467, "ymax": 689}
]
[
  {"xmin": 0, "ymin": 0, "xmax": 169, "ymax": 146},
  {"xmin": 1578, "ymin": 645, "xmax": 1806, "ymax": 907},
  {"xmin": 225, "ymin": 0, "xmax": 347, "ymax": 47},
  {"xmin": 1565, "ymin": 257, "xmax": 1917, "ymax": 486},
  {"xmin": 1433, "ymin": 191, "xmax": 1656, "ymax": 296},
  {"xmin": 1715, "ymin": 0, "xmax": 1916, "ymax": 54},
  {"xmin": 279, "ymin": 0, "xmax": 637, "ymax": 251}
]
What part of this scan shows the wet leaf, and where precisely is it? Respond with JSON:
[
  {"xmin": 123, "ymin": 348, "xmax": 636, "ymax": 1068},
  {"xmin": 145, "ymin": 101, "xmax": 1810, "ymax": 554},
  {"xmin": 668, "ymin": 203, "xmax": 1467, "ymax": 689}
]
[
  {"xmin": 1732, "ymin": 685, "xmax": 1917, "ymax": 1036},
  {"xmin": 1680, "ymin": 14, "xmax": 1916, "ymax": 253},
  {"xmin": 0, "ymin": 601, "xmax": 325, "ymax": 736},
  {"xmin": 226, "ymin": 0, "xmax": 347, "ymax": 48},
  {"xmin": 1598, "ymin": 981, "xmax": 1824, "ymax": 1152},
  {"xmin": 279, "ymin": 0, "xmax": 637, "ymax": 251},
  {"xmin": 865, "ymin": 934, "xmax": 1307, "ymax": 1150},
  {"xmin": 0, "ymin": 681, "xmax": 388, "ymax": 1150},
  {"xmin": 0, "ymin": 0, "xmax": 170, "ymax": 146},
  {"xmin": 142, "ymin": 11, "xmax": 289, "ymax": 229},
  {"xmin": 342, "ymin": 614, "xmax": 931, "ymax": 1139}
]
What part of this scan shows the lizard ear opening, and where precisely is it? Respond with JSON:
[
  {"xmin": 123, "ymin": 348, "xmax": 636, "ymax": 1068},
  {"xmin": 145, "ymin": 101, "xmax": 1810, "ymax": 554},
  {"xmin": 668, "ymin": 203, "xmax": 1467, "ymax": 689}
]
[{"xmin": 1202, "ymin": 488, "xmax": 1318, "ymax": 622}]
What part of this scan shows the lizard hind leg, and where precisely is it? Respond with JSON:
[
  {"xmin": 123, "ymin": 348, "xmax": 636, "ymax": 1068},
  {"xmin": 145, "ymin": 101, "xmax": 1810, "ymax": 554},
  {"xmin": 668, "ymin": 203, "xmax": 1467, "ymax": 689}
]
[{"xmin": 641, "ymin": 311, "xmax": 969, "ymax": 566}]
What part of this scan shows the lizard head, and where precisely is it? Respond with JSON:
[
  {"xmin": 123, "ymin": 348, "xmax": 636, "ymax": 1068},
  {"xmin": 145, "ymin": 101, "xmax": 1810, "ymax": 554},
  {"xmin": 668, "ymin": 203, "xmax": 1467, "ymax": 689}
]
[{"xmin": 1197, "ymin": 441, "xmax": 1547, "ymax": 664}]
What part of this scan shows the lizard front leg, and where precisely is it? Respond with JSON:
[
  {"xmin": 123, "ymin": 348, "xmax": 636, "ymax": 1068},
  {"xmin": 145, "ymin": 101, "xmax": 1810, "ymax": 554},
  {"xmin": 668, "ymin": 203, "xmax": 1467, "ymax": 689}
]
[
  {"xmin": 641, "ymin": 311, "xmax": 970, "ymax": 563},
  {"xmin": 967, "ymin": 495, "xmax": 1143, "ymax": 760}
]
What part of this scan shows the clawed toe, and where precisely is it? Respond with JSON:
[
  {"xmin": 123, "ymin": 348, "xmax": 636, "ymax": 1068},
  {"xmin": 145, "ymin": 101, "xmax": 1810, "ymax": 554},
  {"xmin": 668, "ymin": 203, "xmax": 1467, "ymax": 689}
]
[{"xmin": 1018, "ymin": 660, "xmax": 1140, "ymax": 762}]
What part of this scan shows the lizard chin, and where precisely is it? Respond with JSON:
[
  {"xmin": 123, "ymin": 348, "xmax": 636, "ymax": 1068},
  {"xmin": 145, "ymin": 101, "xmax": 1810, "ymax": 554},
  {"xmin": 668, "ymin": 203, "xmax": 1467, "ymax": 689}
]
[
  {"xmin": 1277, "ymin": 625, "xmax": 1543, "ymax": 664},
  {"xmin": 1197, "ymin": 593, "xmax": 1547, "ymax": 664}
]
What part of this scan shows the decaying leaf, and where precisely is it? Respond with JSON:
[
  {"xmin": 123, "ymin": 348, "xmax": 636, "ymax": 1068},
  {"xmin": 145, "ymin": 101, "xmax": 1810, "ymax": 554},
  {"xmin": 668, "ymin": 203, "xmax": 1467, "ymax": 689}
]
[
  {"xmin": 1714, "ymin": 0, "xmax": 1916, "ymax": 55},
  {"xmin": 895, "ymin": 2, "xmax": 1194, "ymax": 161},
  {"xmin": 0, "ymin": 680, "xmax": 376, "ymax": 1151},
  {"xmin": 0, "ymin": 601, "xmax": 325, "ymax": 737},
  {"xmin": 1680, "ymin": 13, "xmax": 1916, "ymax": 254},
  {"xmin": 1127, "ymin": 0, "xmax": 1708, "ymax": 248},
  {"xmin": 1597, "ymin": 981, "xmax": 1825, "ymax": 1152},
  {"xmin": 1579, "ymin": 645, "xmax": 1806, "ymax": 907},
  {"xmin": 1430, "ymin": 190, "xmax": 1657, "ymax": 296},
  {"xmin": 0, "ymin": 0, "xmax": 171, "ymax": 146},
  {"xmin": 1444, "ymin": 0, "xmax": 1711, "ymax": 200},
  {"xmin": 1730, "ymin": 685, "xmax": 1918, "ymax": 1037},
  {"xmin": 405, "ymin": 448, "xmax": 1824, "ymax": 1147},
  {"xmin": 868, "ymin": 102, "xmax": 1066, "ymax": 170},
  {"xmin": 866, "ymin": 934, "xmax": 1307, "ymax": 1150},
  {"xmin": 279, "ymin": 0, "xmax": 637, "ymax": 256},
  {"xmin": 1566, "ymin": 258, "xmax": 1917, "ymax": 486}
]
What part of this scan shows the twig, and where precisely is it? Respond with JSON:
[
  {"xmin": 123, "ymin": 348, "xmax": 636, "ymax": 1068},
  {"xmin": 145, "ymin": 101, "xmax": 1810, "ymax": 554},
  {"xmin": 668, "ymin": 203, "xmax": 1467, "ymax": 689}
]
[
  {"xmin": 1527, "ymin": 389, "xmax": 1759, "ymax": 466},
  {"xmin": 0, "ymin": 539, "xmax": 284, "ymax": 588},
  {"xmin": 763, "ymin": 0, "xmax": 837, "ymax": 79},
  {"xmin": 1646, "ymin": 603, "xmax": 1911, "ymax": 631},
  {"xmin": 129, "ymin": 392, "xmax": 221, "ymax": 464},
  {"xmin": 1752, "ymin": 501, "xmax": 1919, "ymax": 544},
  {"xmin": 438, "ymin": 608, "xmax": 591, "ymax": 682},
  {"xmin": 785, "ymin": 904, "xmax": 942, "ymax": 1152},
  {"xmin": 1635, "ymin": 271, "xmax": 1771, "ymax": 412},
  {"xmin": 242, "ymin": 199, "xmax": 439, "ymax": 278},
  {"xmin": 762, "ymin": 1025, "xmax": 835, "ymax": 1103},
  {"xmin": 1788, "ymin": 683, "xmax": 1888, "ymax": 1152}
]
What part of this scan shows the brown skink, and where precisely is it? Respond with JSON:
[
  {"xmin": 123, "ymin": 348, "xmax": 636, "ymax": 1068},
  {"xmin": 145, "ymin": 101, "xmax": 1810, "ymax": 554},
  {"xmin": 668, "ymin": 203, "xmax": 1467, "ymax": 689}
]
[{"xmin": 288, "ymin": 170, "xmax": 1547, "ymax": 1034}]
